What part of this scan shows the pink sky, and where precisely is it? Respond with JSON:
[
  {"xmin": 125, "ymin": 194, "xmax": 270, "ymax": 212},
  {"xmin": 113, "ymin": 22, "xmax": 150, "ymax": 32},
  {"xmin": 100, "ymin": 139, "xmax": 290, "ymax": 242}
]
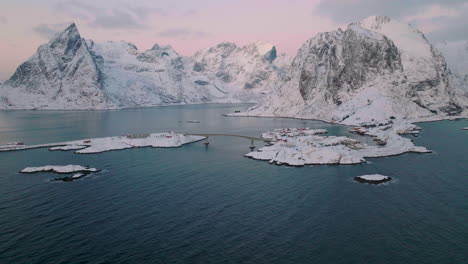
[
  {"xmin": 0, "ymin": 0, "xmax": 341, "ymax": 80},
  {"xmin": 0, "ymin": 0, "xmax": 464, "ymax": 80}
]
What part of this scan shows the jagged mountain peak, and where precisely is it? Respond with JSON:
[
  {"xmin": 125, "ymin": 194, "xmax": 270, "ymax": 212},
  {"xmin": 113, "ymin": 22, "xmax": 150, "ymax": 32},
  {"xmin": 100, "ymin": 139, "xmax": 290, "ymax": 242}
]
[
  {"xmin": 44, "ymin": 22, "xmax": 89, "ymax": 62},
  {"xmin": 241, "ymin": 41, "xmax": 277, "ymax": 62},
  {"xmin": 242, "ymin": 41, "xmax": 275, "ymax": 55},
  {"xmin": 151, "ymin": 43, "xmax": 173, "ymax": 51},
  {"xmin": 0, "ymin": 20, "xmax": 112, "ymax": 109},
  {"xmin": 50, "ymin": 23, "xmax": 80, "ymax": 43},
  {"xmin": 201, "ymin": 42, "xmax": 238, "ymax": 58}
]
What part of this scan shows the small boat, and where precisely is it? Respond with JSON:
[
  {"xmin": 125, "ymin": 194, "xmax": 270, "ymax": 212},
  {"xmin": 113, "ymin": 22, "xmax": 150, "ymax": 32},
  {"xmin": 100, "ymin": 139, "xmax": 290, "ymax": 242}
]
[
  {"xmin": 204, "ymin": 141, "xmax": 210, "ymax": 145},
  {"xmin": 186, "ymin": 120, "xmax": 200, "ymax": 123}
]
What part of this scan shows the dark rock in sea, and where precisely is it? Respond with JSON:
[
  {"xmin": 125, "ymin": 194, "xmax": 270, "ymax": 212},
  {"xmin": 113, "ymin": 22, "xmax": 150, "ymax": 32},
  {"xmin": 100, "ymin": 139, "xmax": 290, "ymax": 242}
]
[{"xmin": 354, "ymin": 174, "xmax": 392, "ymax": 184}]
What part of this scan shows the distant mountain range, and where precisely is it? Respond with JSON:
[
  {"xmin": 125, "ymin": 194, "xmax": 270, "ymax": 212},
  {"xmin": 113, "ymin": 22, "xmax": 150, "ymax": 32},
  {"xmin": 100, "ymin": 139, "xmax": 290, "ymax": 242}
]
[
  {"xmin": 0, "ymin": 23, "xmax": 289, "ymax": 110},
  {"xmin": 0, "ymin": 16, "xmax": 467, "ymax": 124}
]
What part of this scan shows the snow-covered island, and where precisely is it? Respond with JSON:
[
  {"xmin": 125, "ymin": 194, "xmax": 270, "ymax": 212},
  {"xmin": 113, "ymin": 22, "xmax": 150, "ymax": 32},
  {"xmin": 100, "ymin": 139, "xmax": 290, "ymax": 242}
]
[
  {"xmin": 245, "ymin": 122, "xmax": 430, "ymax": 166},
  {"xmin": 0, "ymin": 132, "xmax": 205, "ymax": 154},
  {"xmin": 354, "ymin": 174, "xmax": 392, "ymax": 184},
  {"xmin": 20, "ymin": 165, "xmax": 100, "ymax": 182},
  {"xmin": 20, "ymin": 165, "xmax": 99, "ymax": 174}
]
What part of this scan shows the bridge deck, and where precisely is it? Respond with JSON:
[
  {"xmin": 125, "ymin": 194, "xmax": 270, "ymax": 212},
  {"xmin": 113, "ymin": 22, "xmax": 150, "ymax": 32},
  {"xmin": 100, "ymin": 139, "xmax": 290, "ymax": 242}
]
[{"xmin": 186, "ymin": 133, "xmax": 275, "ymax": 142}]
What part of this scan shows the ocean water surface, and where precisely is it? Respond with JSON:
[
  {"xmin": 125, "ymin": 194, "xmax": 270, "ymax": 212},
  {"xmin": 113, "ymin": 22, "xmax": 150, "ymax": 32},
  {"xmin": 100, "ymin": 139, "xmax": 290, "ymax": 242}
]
[{"xmin": 0, "ymin": 104, "xmax": 466, "ymax": 264}]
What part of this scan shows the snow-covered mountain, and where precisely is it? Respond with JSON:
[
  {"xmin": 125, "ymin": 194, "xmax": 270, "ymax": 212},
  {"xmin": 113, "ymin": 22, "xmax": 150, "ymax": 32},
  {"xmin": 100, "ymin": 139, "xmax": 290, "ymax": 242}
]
[
  {"xmin": 242, "ymin": 16, "xmax": 468, "ymax": 125},
  {"xmin": 1, "ymin": 16, "xmax": 467, "ymax": 119},
  {"xmin": 0, "ymin": 24, "xmax": 289, "ymax": 110},
  {"xmin": 86, "ymin": 40, "xmax": 220, "ymax": 107},
  {"xmin": 191, "ymin": 41, "xmax": 291, "ymax": 101},
  {"xmin": 436, "ymin": 41, "xmax": 468, "ymax": 93},
  {"xmin": 0, "ymin": 24, "xmax": 114, "ymax": 109}
]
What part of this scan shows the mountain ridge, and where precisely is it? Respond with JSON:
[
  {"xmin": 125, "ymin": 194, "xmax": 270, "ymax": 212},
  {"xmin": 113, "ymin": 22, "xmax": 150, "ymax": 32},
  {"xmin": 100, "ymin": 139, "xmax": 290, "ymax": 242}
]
[
  {"xmin": 0, "ymin": 23, "xmax": 289, "ymax": 109},
  {"xmin": 1, "ymin": 16, "xmax": 467, "ymax": 125}
]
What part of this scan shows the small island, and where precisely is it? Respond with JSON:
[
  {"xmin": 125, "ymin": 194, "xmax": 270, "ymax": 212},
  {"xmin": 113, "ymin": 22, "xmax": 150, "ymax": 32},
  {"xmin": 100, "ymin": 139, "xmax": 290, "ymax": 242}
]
[
  {"xmin": 354, "ymin": 174, "xmax": 392, "ymax": 184},
  {"xmin": 245, "ymin": 122, "xmax": 430, "ymax": 166},
  {"xmin": 1, "ymin": 132, "xmax": 205, "ymax": 154},
  {"xmin": 20, "ymin": 165, "xmax": 101, "ymax": 182}
]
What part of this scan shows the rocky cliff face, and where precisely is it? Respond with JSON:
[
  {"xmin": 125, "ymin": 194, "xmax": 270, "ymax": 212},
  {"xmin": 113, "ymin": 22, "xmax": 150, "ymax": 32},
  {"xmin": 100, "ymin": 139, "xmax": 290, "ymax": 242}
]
[
  {"xmin": 0, "ymin": 24, "xmax": 114, "ymax": 109},
  {"xmin": 245, "ymin": 16, "xmax": 468, "ymax": 124}
]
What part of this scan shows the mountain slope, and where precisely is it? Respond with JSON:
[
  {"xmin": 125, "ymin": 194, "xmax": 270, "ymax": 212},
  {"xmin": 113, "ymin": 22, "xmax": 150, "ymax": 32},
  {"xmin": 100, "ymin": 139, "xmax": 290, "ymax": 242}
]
[
  {"xmin": 191, "ymin": 41, "xmax": 291, "ymax": 101},
  {"xmin": 86, "ymin": 41, "xmax": 221, "ymax": 107},
  {"xmin": 0, "ymin": 24, "xmax": 114, "ymax": 109},
  {"xmin": 243, "ymin": 16, "xmax": 468, "ymax": 125}
]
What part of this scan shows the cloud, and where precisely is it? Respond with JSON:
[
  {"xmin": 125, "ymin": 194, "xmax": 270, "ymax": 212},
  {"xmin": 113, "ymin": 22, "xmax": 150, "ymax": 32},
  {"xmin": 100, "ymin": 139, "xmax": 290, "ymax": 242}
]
[
  {"xmin": 316, "ymin": 0, "xmax": 468, "ymax": 43},
  {"xmin": 32, "ymin": 23, "xmax": 71, "ymax": 39},
  {"xmin": 317, "ymin": 0, "xmax": 466, "ymax": 22},
  {"xmin": 424, "ymin": 12, "xmax": 468, "ymax": 42},
  {"xmin": 91, "ymin": 9, "xmax": 146, "ymax": 29},
  {"xmin": 130, "ymin": 6, "xmax": 166, "ymax": 19},
  {"xmin": 0, "ymin": 16, "xmax": 7, "ymax": 24},
  {"xmin": 53, "ymin": 1, "xmax": 165, "ymax": 29},
  {"xmin": 403, "ymin": 4, "xmax": 462, "ymax": 22},
  {"xmin": 183, "ymin": 9, "xmax": 197, "ymax": 16},
  {"xmin": 157, "ymin": 28, "xmax": 210, "ymax": 40}
]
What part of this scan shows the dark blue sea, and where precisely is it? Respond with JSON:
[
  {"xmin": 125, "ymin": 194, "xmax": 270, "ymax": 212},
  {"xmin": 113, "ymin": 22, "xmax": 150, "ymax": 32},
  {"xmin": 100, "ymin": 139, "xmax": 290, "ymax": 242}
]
[{"xmin": 0, "ymin": 104, "xmax": 466, "ymax": 264}]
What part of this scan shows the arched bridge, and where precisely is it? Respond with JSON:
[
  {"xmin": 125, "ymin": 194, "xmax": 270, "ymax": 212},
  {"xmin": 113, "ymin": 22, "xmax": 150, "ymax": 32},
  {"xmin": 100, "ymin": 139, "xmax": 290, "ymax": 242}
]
[{"xmin": 185, "ymin": 133, "xmax": 276, "ymax": 143}]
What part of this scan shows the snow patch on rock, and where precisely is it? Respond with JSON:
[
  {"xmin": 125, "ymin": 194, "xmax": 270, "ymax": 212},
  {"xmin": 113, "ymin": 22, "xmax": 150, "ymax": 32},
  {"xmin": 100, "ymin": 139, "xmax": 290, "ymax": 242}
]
[{"xmin": 49, "ymin": 145, "xmax": 87, "ymax": 151}]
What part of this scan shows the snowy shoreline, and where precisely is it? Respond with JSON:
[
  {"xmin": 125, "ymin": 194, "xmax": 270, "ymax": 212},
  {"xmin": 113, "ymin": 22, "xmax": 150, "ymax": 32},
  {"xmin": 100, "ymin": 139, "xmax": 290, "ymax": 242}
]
[
  {"xmin": 226, "ymin": 111, "xmax": 466, "ymax": 166},
  {"xmin": 244, "ymin": 122, "xmax": 431, "ymax": 166},
  {"xmin": 0, "ymin": 132, "xmax": 205, "ymax": 154},
  {"xmin": 225, "ymin": 112, "xmax": 468, "ymax": 126}
]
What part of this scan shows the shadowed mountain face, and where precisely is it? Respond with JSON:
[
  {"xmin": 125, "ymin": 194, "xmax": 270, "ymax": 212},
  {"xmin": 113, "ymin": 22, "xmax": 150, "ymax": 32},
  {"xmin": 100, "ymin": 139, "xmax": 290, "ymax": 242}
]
[
  {"xmin": 245, "ymin": 16, "xmax": 468, "ymax": 124},
  {"xmin": 297, "ymin": 26, "xmax": 402, "ymax": 103}
]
